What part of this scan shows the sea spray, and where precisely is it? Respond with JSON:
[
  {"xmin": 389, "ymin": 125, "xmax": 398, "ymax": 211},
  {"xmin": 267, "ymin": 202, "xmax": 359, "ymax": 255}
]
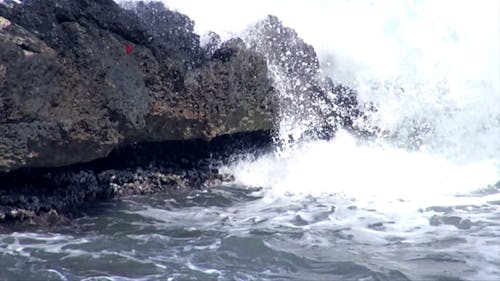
[
  {"xmin": 145, "ymin": 0, "xmax": 500, "ymax": 185},
  {"xmin": 0, "ymin": 1, "xmax": 498, "ymax": 280},
  {"xmin": 115, "ymin": 1, "xmax": 500, "ymax": 279}
]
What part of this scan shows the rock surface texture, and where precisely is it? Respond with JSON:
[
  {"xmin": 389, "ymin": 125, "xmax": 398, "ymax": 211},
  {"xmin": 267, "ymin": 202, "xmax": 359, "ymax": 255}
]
[
  {"xmin": 0, "ymin": 0, "xmax": 276, "ymax": 172},
  {"xmin": 0, "ymin": 131, "xmax": 271, "ymax": 225},
  {"xmin": 246, "ymin": 15, "xmax": 375, "ymax": 141},
  {"xmin": 0, "ymin": 0, "xmax": 375, "ymax": 225}
]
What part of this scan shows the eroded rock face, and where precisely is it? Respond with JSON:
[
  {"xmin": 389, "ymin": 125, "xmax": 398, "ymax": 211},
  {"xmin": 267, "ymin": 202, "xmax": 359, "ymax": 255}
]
[
  {"xmin": 0, "ymin": 0, "xmax": 276, "ymax": 172},
  {"xmin": 0, "ymin": 1, "xmax": 376, "ymax": 225},
  {"xmin": 246, "ymin": 15, "xmax": 324, "ymax": 139},
  {"xmin": 0, "ymin": 130, "xmax": 272, "ymax": 226},
  {"xmin": 0, "ymin": 0, "xmax": 373, "ymax": 174},
  {"xmin": 246, "ymin": 15, "xmax": 375, "ymax": 141}
]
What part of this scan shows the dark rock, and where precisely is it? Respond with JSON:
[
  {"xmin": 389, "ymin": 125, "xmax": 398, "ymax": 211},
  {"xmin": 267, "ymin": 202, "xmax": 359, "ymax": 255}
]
[
  {"xmin": 0, "ymin": 0, "xmax": 276, "ymax": 172},
  {"xmin": 0, "ymin": 130, "xmax": 272, "ymax": 225},
  {"xmin": 0, "ymin": 2, "xmax": 372, "ymax": 171},
  {"xmin": 323, "ymin": 80, "xmax": 379, "ymax": 137},
  {"xmin": 130, "ymin": 1, "xmax": 205, "ymax": 68},
  {"xmin": 292, "ymin": 215, "xmax": 309, "ymax": 226},
  {"xmin": 247, "ymin": 15, "xmax": 320, "ymax": 86},
  {"xmin": 441, "ymin": 216, "xmax": 472, "ymax": 230},
  {"xmin": 246, "ymin": 15, "xmax": 324, "ymax": 139},
  {"xmin": 429, "ymin": 215, "xmax": 442, "ymax": 226},
  {"xmin": 429, "ymin": 215, "xmax": 473, "ymax": 230},
  {"xmin": 246, "ymin": 15, "xmax": 376, "ymax": 141},
  {"xmin": 368, "ymin": 222, "xmax": 386, "ymax": 231},
  {"xmin": 0, "ymin": 1, "xmax": 376, "ymax": 224},
  {"xmin": 202, "ymin": 31, "xmax": 221, "ymax": 58},
  {"xmin": 426, "ymin": 205, "xmax": 454, "ymax": 213}
]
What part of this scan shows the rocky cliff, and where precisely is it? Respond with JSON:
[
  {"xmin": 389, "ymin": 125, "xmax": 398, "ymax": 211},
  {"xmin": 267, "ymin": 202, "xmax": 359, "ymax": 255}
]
[
  {"xmin": 0, "ymin": 0, "xmax": 277, "ymax": 172},
  {"xmin": 0, "ymin": 0, "xmax": 374, "ymax": 225}
]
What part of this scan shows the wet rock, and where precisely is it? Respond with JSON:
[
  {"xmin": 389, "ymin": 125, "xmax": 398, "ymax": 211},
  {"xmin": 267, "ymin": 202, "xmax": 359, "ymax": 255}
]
[
  {"xmin": 457, "ymin": 219, "xmax": 472, "ymax": 230},
  {"xmin": 368, "ymin": 222, "xmax": 386, "ymax": 231},
  {"xmin": 0, "ymin": 1, "xmax": 372, "ymax": 172},
  {"xmin": 0, "ymin": 0, "xmax": 276, "ymax": 172},
  {"xmin": 130, "ymin": 1, "xmax": 205, "ymax": 68},
  {"xmin": 0, "ymin": 0, "xmax": 377, "ymax": 225},
  {"xmin": 247, "ymin": 15, "xmax": 376, "ymax": 140},
  {"xmin": 0, "ymin": 130, "xmax": 271, "ymax": 225},
  {"xmin": 442, "ymin": 216, "xmax": 472, "ymax": 230},
  {"xmin": 323, "ymin": 81, "xmax": 379, "ymax": 137},
  {"xmin": 429, "ymin": 215, "xmax": 472, "ymax": 230},
  {"xmin": 291, "ymin": 215, "xmax": 309, "ymax": 226},
  {"xmin": 426, "ymin": 206, "xmax": 454, "ymax": 213},
  {"xmin": 202, "ymin": 31, "xmax": 221, "ymax": 58},
  {"xmin": 429, "ymin": 215, "xmax": 443, "ymax": 226},
  {"xmin": 246, "ymin": 15, "xmax": 324, "ymax": 138}
]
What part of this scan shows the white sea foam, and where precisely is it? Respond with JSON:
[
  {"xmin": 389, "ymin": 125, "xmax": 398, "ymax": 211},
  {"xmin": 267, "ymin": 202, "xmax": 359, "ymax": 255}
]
[
  {"xmin": 114, "ymin": 1, "xmax": 500, "ymax": 278},
  {"xmin": 225, "ymin": 131, "xmax": 498, "ymax": 200}
]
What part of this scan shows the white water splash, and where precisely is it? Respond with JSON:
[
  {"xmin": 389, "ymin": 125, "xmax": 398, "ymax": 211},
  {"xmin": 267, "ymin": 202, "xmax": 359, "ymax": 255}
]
[
  {"xmin": 115, "ymin": 1, "xmax": 500, "ymax": 278},
  {"xmin": 226, "ymin": 131, "xmax": 498, "ymax": 200},
  {"xmin": 144, "ymin": 0, "xmax": 500, "ymax": 195}
]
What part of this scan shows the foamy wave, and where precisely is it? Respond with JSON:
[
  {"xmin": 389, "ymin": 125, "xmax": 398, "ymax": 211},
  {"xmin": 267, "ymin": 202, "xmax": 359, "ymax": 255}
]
[{"xmin": 224, "ymin": 131, "xmax": 498, "ymax": 202}]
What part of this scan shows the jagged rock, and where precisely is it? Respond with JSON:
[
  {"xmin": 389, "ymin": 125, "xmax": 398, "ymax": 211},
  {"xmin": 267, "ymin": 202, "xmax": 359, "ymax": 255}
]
[
  {"xmin": 0, "ymin": 0, "xmax": 276, "ymax": 172},
  {"xmin": 0, "ymin": 1, "xmax": 376, "ymax": 225},
  {"xmin": 0, "ymin": 130, "xmax": 272, "ymax": 225},
  {"xmin": 247, "ymin": 16, "xmax": 320, "ymax": 85},
  {"xmin": 246, "ymin": 15, "xmax": 375, "ymax": 140},
  {"xmin": 246, "ymin": 15, "xmax": 324, "ymax": 139},
  {"xmin": 201, "ymin": 31, "xmax": 222, "ymax": 58}
]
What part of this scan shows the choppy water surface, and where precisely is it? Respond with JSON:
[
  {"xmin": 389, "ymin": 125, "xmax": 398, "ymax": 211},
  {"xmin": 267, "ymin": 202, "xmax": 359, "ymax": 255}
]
[
  {"xmin": 1, "ymin": 0, "xmax": 499, "ymax": 280},
  {"xmin": 0, "ymin": 177, "xmax": 499, "ymax": 280}
]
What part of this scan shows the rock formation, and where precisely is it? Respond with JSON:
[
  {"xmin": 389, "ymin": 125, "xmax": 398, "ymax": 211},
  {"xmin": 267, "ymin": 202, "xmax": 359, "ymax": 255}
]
[
  {"xmin": 246, "ymin": 15, "xmax": 375, "ymax": 142},
  {"xmin": 0, "ymin": 0, "xmax": 276, "ymax": 172},
  {"xmin": 0, "ymin": 0, "xmax": 374, "ymax": 225}
]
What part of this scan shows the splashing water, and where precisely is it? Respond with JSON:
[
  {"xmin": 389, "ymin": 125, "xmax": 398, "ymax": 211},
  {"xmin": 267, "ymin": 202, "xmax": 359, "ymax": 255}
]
[
  {"xmin": 1, "ymin": 1, "xmax": 497, "ymax": 280},
  {"xmin": 152, "ymin": 0, "xmax": 500, "ymax": 196},
  {"xmin": 155, "ymin": 0, "xmax": 500, "ymax": 278}
]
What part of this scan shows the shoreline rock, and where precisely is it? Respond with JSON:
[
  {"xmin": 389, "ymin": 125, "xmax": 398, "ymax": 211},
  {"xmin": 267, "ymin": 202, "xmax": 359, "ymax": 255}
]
[
  {"xmin": 0, "ymin": 130, "xmax": 272, "ymax": 226},
  {"xmin": 246, "ymin": 15, "xmax": 377, "ymax": 142},
  {"xmin": 0, "ymin": 0, "xmax": 277, "ymax": 172},
  {"xmin": 0, "ymin": 0, "xmax": 374, "ymax": 225}
]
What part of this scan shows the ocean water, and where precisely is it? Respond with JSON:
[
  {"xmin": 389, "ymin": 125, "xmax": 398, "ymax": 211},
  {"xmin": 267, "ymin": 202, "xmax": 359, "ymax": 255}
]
[{"xmin": 1, "ymin": 0, "xmax": 499, "ymax": 280}]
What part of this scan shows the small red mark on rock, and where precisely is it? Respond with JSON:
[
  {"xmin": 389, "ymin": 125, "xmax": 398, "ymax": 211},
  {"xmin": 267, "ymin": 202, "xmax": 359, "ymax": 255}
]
[{"xmin": 124, "ymin": 43, "xmax": 133, "ymax": 55}]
